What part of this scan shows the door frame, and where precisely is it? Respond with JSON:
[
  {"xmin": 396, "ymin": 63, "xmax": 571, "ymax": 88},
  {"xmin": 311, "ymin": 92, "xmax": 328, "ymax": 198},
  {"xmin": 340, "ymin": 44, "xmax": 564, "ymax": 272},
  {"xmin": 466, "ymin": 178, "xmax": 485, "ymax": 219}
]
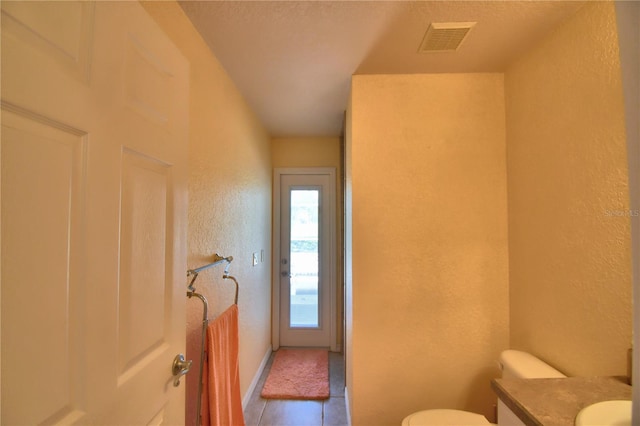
[{"xmin": 272, "ymin": 167, "xmax": 337, "ymax": 351}]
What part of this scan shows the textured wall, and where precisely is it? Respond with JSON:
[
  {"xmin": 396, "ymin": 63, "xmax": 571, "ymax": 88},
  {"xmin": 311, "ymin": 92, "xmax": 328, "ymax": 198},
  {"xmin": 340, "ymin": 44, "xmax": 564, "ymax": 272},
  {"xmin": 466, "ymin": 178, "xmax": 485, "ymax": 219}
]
[
  {"xmin": 505, "ymin": 1, "xmax": 631, "ymax": 377},
  {"xmin": 272, "ymin": 137, "xmax": 340, "ymax": 169},
  {"xmin": 349, "ymin": 74, "xmax": 509, "ymax": 425},
  {"xmin": 271, "ymin": 137, "xmax": 344, "ymax": 350},
  {"xmin": 142, "ymin": 3, "xmax": 273, "ymax": 425}
]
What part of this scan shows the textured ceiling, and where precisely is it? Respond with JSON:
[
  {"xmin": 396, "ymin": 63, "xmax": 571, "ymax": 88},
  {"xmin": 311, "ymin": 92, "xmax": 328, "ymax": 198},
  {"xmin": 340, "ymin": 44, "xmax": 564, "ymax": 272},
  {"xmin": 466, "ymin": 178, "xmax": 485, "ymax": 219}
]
[{"xmin": 179, "ymin": 1, "xmax": 586, "ymax": 137}]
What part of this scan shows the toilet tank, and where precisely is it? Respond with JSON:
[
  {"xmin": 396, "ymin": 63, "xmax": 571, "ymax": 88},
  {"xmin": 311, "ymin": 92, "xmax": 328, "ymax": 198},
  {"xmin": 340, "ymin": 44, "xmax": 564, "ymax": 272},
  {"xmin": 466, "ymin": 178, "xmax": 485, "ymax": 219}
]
[
  {"xmin": 497, "ymin": 350, "xmax": 566, "ymax": 426},
  {"xmin": 499, "ymin": 350, "xmax": 566, "ymax": 379}
]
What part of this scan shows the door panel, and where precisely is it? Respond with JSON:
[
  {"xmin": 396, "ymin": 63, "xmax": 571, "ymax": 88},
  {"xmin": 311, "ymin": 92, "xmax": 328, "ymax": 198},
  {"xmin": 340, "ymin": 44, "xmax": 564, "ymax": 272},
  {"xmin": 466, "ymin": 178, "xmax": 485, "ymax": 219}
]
[
  {"xmin": 124, "ymin": 33, "xmax": 176, "ymax": 130},
  {"xmin": 277, "ymin": 171, "xmax": 336, "ymax": 348},
  {"xmin": 1, "ymin": 110, "xmax": 87, "ymax": 425},
  {"xmin": 1, "ymin": 2, "xmax": 188, "ymax": 424},
  {"xmin": 118, "ymin": 150, "xmax": 170, "ymax": 379},
  {"xmin": 1, "ymin": 1, "xmax": 94, "ymax": 82}
]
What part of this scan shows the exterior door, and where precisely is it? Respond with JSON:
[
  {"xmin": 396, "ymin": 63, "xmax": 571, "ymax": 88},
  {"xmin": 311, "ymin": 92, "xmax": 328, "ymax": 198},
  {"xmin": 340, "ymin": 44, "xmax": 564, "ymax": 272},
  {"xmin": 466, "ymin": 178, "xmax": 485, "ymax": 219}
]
[
  {"xmin": 274, "ymin": 169, "xmax": 336, "ymax": 349},
  {"xmin": 1, "ymin": 2, "xmax": 189, "ymax": 424}
]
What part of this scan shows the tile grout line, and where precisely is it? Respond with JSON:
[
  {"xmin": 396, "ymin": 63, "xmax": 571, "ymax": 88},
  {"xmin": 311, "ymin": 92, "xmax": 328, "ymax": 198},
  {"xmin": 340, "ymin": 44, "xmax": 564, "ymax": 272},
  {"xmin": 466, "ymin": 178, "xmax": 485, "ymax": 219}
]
[{"xmin": 256, "ymin": 399, "xmax": 267, "ymax": 426}]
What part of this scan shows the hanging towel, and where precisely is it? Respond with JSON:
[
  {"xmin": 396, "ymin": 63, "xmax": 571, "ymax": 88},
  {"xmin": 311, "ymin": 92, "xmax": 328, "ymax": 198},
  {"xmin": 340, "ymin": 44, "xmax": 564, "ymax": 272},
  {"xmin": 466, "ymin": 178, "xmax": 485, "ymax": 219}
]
[{"xmin": 201, "ymin": 304, "xmax": 245, "ymax": 426}]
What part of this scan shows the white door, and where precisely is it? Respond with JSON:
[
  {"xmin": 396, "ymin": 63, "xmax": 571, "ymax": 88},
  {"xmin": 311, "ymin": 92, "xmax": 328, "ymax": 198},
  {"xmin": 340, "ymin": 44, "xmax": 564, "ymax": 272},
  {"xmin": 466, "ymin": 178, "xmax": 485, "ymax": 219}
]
[
  {"xmin": 274, "ymin": 169, "xmax": 336, "ymax": 349},
  {"xmin": 1, "ymin": 2, "xmax": 189, "ymax": 424}
]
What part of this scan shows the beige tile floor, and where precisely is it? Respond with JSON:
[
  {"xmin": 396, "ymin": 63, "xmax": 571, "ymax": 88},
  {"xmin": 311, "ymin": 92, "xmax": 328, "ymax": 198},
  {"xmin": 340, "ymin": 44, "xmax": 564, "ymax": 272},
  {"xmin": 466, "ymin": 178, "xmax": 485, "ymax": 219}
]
[{"xmin": 244, "ymin": 351, "xmax": 348, "ymax": 426}]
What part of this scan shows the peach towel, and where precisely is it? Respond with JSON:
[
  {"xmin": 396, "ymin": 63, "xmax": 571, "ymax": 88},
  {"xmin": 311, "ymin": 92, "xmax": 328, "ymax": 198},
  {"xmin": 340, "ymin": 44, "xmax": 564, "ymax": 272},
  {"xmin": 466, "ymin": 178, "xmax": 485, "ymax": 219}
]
[{"xmin": 201, "ymin": 304, "xmax": 245, "ymax": 426}]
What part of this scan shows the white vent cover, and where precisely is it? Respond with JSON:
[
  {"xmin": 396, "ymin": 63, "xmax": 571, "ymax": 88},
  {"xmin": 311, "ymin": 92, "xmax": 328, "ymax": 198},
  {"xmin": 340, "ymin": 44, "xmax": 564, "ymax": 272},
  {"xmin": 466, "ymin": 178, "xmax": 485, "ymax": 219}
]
[{"xmin": 419, "ymin": 22, "xmax": 476, "ymax": 52}]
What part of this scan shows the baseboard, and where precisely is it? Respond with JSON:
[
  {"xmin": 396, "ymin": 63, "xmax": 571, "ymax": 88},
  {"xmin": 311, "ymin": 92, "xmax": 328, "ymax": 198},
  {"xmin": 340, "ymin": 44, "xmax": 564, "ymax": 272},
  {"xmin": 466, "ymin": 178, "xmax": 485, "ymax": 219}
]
[
  {"xmin": 344, "ymin": 386, "xmax": 352, "ymax": 426},
  {"xmin": 242, "ymin": 345, "xmax": 272, "ymax": 409}
]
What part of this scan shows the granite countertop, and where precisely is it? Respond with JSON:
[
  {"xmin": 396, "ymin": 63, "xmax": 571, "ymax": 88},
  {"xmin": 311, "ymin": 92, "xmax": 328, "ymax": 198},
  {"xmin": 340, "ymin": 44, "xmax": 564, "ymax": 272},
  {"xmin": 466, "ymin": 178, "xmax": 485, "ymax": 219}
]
[{"xmin": 491, "ymin": 376, "xmax": 632, "ymax": 426}]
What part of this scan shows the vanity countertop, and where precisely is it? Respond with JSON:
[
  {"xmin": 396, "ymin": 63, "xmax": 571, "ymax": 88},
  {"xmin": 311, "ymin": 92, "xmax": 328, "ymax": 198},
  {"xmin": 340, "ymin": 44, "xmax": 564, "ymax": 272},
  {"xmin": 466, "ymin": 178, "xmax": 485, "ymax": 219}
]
[{"xmin": 491, "ymin": 376, "xmax": 632, "ymax": 426}]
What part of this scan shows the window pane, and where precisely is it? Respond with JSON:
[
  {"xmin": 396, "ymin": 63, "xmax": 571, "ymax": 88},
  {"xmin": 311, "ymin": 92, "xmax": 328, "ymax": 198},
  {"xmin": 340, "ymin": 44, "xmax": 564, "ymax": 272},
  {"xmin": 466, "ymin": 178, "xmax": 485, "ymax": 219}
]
[{"xmin": 289, "ymin": 189, "xmax": 319, "ymax": 328}]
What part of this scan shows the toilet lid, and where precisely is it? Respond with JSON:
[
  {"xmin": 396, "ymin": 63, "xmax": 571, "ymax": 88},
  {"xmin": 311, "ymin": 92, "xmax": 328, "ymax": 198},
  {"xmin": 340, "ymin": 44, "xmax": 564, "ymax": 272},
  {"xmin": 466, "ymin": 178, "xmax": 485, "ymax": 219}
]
[{"xmin": 402, "ymin": 409, "xmax": 492, "ymax": 426}]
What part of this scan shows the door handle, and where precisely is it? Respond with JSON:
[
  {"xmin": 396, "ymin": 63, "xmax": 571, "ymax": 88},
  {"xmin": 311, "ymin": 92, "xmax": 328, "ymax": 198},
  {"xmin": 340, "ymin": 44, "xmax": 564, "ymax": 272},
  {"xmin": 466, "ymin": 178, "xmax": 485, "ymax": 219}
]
[{"xmin": 172, "ymin": 353, "xmax": 192, "ymax": 387}]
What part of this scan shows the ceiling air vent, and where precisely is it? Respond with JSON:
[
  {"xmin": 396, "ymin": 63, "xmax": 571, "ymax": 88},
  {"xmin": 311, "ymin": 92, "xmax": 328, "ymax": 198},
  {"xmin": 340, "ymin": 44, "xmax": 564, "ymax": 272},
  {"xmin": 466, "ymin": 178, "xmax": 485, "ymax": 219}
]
[{"xmin": 418, "ymin": 22, "xmax": 476, "ymax": 52}]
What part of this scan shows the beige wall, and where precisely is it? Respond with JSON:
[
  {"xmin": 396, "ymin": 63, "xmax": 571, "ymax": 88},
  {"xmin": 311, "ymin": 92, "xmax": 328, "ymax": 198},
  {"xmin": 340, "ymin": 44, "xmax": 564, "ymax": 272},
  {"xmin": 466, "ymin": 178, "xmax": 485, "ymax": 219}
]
[
  {"xmin": 142, "ymin": 3, "xmax": 273, "ymax": 425},
  {"xmin": 505, "ymin": 1, "xmax": 631, "ymax": 377},
  {"xmin": 271, "ymin": 137, "xmax": 344, "ymax": 350},
  {"xmin": 272, "ymin": 137, "xmax": 340, "ymax": 169},
  {"xmin": 348, "ymin": 73, "xmax": 509, "ymax": 425}
]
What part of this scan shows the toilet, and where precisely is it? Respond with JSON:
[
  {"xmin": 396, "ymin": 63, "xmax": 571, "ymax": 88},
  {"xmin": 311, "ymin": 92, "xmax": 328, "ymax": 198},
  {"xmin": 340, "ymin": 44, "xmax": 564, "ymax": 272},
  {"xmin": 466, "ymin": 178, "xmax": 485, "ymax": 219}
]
[
  {"xmin": 401, "ymin": 350, "xmax": 566, "ymax": 426},
  {"xmin": 402, "ymin": 409, "xmax": 492, "ymax": 425}
]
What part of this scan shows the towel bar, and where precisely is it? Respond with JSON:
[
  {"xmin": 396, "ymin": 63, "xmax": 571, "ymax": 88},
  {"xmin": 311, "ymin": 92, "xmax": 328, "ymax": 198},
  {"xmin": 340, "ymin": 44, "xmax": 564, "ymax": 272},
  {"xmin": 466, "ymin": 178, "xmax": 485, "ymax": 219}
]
[{"xmin": 187, "ymin": 253, "xmax": 238, "ymax": 426}]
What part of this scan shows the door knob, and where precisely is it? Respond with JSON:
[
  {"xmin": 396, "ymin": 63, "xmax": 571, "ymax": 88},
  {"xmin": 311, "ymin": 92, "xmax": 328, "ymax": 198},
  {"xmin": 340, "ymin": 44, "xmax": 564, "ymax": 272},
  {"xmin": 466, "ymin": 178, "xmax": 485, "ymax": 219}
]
[{"xmin": 172, "ymin": 353, "xmax": 192, "ymax": 387}]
